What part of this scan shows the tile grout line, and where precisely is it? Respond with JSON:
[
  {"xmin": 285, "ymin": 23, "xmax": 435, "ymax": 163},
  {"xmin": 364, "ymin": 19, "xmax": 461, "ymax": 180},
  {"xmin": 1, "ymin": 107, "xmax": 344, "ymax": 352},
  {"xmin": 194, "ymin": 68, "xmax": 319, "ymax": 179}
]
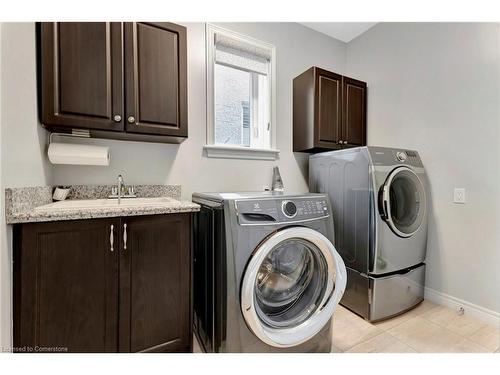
[
  {"xmin": 383, "ymin": 330, "xmax": 421, "ymax": 353},
  {"xmin": 342, "ymin": 330, "xmax": 387, "ymax": 352},
  {"xmin": 374, "ymin": 316, "xmax": 411, "ymax": 332}
]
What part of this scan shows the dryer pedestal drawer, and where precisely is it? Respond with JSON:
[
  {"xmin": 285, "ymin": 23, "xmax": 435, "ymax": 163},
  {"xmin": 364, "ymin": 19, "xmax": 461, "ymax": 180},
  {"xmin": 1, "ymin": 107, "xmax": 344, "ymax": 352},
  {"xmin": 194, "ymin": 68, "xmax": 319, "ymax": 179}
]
[{"xmin": 369, "ymin": 264, "xmax": 425, "ymax": 322}]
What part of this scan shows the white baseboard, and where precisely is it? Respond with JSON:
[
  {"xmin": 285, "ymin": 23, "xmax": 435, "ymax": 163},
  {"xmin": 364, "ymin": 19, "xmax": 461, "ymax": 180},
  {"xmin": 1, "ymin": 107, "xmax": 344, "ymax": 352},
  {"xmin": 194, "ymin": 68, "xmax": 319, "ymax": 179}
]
[{"xmin": 424, "ymin": 287, "xmax": 500, "ymax": 326}]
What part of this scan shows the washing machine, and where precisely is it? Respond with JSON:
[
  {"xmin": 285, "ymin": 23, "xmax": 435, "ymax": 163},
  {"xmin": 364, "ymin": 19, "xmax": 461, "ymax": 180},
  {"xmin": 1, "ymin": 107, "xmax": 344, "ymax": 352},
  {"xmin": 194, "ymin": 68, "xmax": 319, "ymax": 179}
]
[
  {"xmin": 192, "ymin": 191, "xmax": 346, "ymax": 352},
  {"xmin": 309, "ymin": 146, "xmax": 428, "ymax": 321}
]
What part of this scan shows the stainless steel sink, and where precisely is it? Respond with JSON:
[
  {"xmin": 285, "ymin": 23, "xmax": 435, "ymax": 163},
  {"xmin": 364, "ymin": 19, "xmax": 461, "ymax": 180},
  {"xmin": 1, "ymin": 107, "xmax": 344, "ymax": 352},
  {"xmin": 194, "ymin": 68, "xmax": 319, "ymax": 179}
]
[{"xmin": 34, "ymin": 197, "xmax": 176, "ymax": 211}]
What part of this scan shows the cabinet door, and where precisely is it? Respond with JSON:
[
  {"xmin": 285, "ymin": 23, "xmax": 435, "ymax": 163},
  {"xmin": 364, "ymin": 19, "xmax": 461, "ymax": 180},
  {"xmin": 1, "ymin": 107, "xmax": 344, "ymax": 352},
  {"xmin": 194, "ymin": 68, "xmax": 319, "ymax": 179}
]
[
  {"xmin": 315, "ymin": 69, "xmax": 342, "ymax": 148},
  {"xmin": 124, "ymin": 22, "xmax": 188, "ymax": 137},
  {"xmin": 119, "ymin": 214, "xmax": 191, "ymax": 353},
  {"xmin": 342, "ymin": 76, "xmax": 367, "ymax": 147},
  {"xmin": 14, "ymin": 218, "xmax": 120, "ymax": 352},
  {"xmin": 40, "ymin": 22, "xmax": 124, "ymax": 131}
]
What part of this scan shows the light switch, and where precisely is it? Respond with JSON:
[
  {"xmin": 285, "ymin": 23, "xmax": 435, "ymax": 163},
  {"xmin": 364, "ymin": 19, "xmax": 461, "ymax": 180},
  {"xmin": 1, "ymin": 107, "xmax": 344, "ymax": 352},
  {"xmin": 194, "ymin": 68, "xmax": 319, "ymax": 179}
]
[{"xmin": 453, "ymin": 188, "xmax": 466, "ymax": 204}]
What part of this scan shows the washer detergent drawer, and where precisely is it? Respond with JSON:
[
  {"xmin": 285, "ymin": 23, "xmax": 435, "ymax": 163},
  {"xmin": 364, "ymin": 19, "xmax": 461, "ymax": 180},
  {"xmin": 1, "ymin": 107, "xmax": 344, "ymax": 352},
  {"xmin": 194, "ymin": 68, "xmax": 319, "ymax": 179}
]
[{"xmin": 369, "ymin": 264, "xmax": 425, "ymax": 321}]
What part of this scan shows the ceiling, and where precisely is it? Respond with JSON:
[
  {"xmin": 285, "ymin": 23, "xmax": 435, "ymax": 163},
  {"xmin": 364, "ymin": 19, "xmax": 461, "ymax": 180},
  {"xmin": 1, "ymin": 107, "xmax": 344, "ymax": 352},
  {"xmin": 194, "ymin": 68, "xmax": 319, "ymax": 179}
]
[{"xmin": 299, "ymin": 22, "xmax": 377, "ymax": 43}]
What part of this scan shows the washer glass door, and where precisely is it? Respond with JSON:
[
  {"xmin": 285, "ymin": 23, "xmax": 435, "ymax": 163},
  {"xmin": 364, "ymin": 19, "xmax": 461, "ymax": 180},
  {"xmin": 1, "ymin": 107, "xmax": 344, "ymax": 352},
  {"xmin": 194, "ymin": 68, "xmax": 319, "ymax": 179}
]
[
  {"xmin": 241, "ymin": 227, "xmax": 346, "ymax": 348},
  {"xmin": 380, "ymin": 167, "xmax": 426, "ymax": 238},
  {"xmin": 255, "ymin": 238, "xmax": 326, "ymax": 328}
]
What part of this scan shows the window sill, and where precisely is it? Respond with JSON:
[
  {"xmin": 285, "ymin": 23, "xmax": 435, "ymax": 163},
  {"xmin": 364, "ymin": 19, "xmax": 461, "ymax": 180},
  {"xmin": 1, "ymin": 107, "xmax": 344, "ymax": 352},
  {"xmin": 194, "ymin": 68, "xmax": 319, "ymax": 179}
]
[{"xmin": 204, "ymin": 145, "xmax": 280, "ymax": 160}]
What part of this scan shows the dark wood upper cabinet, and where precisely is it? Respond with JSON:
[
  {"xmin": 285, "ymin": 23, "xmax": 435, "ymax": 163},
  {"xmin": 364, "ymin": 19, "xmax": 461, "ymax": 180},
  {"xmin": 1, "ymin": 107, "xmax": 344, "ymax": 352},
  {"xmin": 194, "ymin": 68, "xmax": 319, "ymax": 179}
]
[
  {"xmin": 316, "ymin": 69, "xmax": 343, "ymax": 148},
  {"xmin": 38, "ymin": 22, "xmax": 188, "ymax": 143},
  {"xmin": 40, "ymin": 22, "xmax": 124, "ymax": 132},
  {"xmin": 342, "ymin": 76, "xmax": 367, "ymax": 147},
  {"xmin": 14, "ymin": 218, "xmax": 120, "ymax": 353},
  {"xmin": 124, "ymin": 22, "xmax": 188, "ymax": 138},
  {"xmin": 14, "ymin": 214, "xmax": 192, "ymax": 353},
  {"xmin": 119, "ymin": 214, "xmax": 191, "ymax": 353},
  {"xmin": 293, "ymin": 66, "xmax": 367, "ymax": 153}
]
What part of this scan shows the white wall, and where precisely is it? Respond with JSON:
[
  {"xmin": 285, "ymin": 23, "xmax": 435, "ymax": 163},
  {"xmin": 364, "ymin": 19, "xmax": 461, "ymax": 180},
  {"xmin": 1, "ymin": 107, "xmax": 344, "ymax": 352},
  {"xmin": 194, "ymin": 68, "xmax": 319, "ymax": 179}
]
[
  {"xmin": 0, "ymin": 22, "xmax": 53, "ymax": 348},
  {"xmin": 346, "ymin": 23, "xmax": 500, "ymax": 313},
  {"xmin": 52, "ymin": 23, "xmax": 347, "ymax": 198}
]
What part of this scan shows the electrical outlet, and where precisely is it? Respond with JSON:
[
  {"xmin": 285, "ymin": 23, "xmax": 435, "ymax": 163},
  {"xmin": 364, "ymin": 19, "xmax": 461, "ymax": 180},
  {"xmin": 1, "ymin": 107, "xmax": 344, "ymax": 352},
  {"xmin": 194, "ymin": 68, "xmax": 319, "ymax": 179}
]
[{"xmin": 453, "ymin": 188, "xmax": 466, "ymax": 204}]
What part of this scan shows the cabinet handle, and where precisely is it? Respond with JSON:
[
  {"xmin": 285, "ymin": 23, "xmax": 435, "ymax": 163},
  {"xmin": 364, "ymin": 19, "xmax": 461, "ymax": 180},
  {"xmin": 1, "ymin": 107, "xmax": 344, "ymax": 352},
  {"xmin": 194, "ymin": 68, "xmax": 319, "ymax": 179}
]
[
  {"xmin": 113, "ymin": 114, "xmax": 122, "ymax": 122},
  {"xmin": 127, "ymin": 116, "xmax": 135, "ymax": 124},
  {"xmin": 338, "ymin": 140, "xmax": 343, "ymax": 145},
  {"xmin": 110, "ymin": 225, "xmax": 114, "ymax": 252},
  {"xmin": 344, "ymin": 141, "xmax": 348, "ymax": 145},
  {"xmin": 123, "ymin": 223, "xmax": 128, "ymax": 250}
]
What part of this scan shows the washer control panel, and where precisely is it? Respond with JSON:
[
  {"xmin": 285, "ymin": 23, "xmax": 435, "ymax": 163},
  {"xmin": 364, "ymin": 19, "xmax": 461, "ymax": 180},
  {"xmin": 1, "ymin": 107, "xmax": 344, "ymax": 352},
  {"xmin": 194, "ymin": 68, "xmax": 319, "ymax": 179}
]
[
  {"xmin": 235, "ymin": 196, "xmax": 330, "ymax": 224},
  {"xmin": 293, "ymin": 198, "xmax": 329, "ymax": 218}
]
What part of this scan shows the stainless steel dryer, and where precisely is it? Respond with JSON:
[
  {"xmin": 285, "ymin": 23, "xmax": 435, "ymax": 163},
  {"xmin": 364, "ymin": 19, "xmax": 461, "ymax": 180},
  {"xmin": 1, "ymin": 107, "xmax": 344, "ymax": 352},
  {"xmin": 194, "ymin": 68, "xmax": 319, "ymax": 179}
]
[
  {"xmin": 192, "ymin": 192, "xmax": 346, "ymax": 352},
  {"xmin": 309, "ymin": 146, "xmax": 428, "ymax": 321}
]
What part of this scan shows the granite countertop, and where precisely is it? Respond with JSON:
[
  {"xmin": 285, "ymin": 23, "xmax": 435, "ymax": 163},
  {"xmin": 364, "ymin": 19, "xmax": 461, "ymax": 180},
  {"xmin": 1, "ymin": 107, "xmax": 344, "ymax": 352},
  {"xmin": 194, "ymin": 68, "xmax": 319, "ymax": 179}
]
[{"xmin": 5, "ymin": 185, "xmax": 200, "ymax": 224}]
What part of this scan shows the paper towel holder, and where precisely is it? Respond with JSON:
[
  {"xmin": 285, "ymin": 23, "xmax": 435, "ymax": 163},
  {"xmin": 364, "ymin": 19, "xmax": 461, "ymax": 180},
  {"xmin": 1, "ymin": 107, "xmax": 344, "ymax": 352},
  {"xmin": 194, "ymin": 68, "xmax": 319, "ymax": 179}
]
[{"xmin": 49, "ymin": 129, "xmax": 91, "ymax": 145}]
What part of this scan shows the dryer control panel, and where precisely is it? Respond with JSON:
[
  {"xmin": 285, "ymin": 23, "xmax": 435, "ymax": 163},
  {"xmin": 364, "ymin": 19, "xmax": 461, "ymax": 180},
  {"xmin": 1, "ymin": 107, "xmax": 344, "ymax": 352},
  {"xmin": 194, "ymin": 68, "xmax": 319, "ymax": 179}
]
[
  {"xmin": 368, "ymin": 146, "xmax": 424, "ymax": 167},
  {"xmin": 235, "ymin": 196, "xmax": 330, "ymax": 225}
]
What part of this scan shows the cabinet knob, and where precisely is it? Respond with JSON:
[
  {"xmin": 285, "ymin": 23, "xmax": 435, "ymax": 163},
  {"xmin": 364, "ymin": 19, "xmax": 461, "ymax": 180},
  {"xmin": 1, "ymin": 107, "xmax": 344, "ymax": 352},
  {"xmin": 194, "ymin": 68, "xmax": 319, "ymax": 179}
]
[
  {"xmin": 344, "ymin": 141, "xmax": 348, "ymax": 145},
  {"xmin": 127, "ymin": 116, "xmax": 136, "ymax": 124},
  {"xmin": 113, "ymin": 114, "xmax": 122, "ymax": 122}
]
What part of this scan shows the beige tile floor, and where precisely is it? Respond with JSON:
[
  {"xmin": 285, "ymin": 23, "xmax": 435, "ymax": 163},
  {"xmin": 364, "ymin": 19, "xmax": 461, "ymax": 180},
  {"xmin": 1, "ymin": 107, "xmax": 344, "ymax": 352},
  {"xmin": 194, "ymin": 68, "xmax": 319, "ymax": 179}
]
[
  {"xmin": 193, "ymin": 300, "xmax": 500, "ymax": 353},
  {"xmin": 334, "ymin": 300, "xmax": 500, "ymax": 353}
]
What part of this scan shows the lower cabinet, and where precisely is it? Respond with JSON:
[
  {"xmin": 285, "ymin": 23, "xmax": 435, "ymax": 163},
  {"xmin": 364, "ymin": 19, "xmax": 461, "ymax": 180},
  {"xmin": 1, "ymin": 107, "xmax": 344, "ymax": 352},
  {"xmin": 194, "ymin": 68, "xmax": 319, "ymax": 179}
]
[
  {"xmin": 13, "ymin": 214, "xmax": 192, "ymax": 353},
  {"xmin": 119, "ymin": 215, "xmax": 192, "ymax": 352}
]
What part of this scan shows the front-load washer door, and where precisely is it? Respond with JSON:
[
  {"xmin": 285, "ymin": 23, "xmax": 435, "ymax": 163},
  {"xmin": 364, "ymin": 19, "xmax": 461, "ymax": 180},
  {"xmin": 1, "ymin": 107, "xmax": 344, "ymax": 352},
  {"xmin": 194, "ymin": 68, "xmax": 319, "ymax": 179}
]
[
  {"xmin": 240, "ymin": 227, "xmax": 346, "ymax": 348},
  {"xmin": 379, "ymin": 167, "xmax": 426, "ymax": 238}
]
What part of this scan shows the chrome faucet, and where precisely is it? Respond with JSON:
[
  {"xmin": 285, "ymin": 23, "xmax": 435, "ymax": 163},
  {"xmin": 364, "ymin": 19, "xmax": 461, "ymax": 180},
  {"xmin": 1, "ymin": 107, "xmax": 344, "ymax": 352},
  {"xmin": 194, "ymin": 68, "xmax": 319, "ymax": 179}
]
[
  {"xmin": 117, "ymin": 174, "xmax": 124, "ymax": 205},
  {"xmin": 109, "ymin": 174, "xmax": 136, "ymax": 202}
]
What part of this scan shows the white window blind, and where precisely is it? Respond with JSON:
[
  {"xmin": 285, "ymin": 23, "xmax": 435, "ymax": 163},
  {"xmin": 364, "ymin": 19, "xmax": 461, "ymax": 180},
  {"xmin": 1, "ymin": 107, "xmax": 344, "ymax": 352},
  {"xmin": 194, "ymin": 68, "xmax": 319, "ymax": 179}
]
[{"xmin": 214, "ymin": 33, "xmax": 271, "ymax": 76}]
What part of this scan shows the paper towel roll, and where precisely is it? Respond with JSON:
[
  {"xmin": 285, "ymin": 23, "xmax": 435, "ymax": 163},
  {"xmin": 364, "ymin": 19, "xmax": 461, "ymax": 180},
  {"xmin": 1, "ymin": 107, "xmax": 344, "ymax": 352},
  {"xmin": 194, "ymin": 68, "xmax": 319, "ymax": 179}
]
[{"xmin": 48, "ymin": 142, "xmax": 110, "ymax": 166}]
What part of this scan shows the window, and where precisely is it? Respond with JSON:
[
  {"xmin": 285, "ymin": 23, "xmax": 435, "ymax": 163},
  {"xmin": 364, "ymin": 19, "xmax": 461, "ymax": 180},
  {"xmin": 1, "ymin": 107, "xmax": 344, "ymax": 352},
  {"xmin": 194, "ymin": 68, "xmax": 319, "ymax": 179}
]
[{"xmin": 205, "ymin": 24, "xmax": 278, "ymax": 160}]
